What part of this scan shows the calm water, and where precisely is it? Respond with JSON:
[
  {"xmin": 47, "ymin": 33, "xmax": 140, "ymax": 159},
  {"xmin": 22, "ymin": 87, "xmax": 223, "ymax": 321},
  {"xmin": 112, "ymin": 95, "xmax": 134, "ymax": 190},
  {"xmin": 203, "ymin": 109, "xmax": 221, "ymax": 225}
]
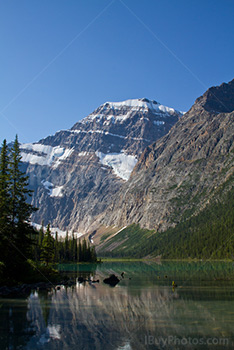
[{"xmin": 1, "ymin": 261, "xmax": 234, "ymax": 350}]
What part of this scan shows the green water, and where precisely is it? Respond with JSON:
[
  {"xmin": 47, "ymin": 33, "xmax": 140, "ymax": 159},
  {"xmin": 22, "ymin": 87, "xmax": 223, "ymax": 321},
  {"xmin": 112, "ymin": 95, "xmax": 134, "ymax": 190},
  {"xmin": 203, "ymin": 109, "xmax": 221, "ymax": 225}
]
[{"xmin": 1, "ymin": 261, "xmax": 234, "ymax": 350}]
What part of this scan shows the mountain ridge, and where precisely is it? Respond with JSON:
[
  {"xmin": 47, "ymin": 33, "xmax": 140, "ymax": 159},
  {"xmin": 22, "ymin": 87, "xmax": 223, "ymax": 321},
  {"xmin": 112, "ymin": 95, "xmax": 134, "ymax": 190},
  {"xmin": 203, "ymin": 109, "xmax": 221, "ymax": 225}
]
[
  {"xmin": 97, "ymin": 79, "xmax": 234, "ymax": 238},
  {"xmin": 195, "ymin": 78, "xmax": 234, "ymax": 113}
]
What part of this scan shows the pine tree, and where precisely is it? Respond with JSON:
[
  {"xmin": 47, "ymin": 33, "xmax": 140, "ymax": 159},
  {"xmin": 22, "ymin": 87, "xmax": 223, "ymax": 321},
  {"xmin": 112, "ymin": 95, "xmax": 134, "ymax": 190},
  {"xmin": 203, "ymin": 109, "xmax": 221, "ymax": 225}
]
[
  {"xmin": 0, "ymin": 136, "xmax": 38, "ymax": 278},
  {"xmin": 9, "ymin": 135, "xmax": 36, "ymax": 226},
  {"xmin": 65, "ymin": 230, "xmax": 69, "ymax": 261},
  {"xmin": 82, "ymin": 238, "xmax": 87, "ymax": 261},
  {"xmin": 0, "ymin": 139, "xmax": 10, "ymax": 264},
  {"xmin": 86, "ymin": 241, "xmax": 92, "ymax": 261},
  {"xmin": 54, "ymin": 231, "xmax": 60, "ymax": 262},
  {"xmin": 8, "ymin": 135, "xmax": 37, "ymax": 260},
  {"xmin": 72, "ymin": 232, "xmax": 77, "ymax": 262},
  {"xmin": 78, "ymin": 239, "xmax": 82, "ymax": 262},
  {"xmin": 0, "ymin": 139, "xmax": 10, "ymax": 227},
  {"xmin": 40, "ymin": 224, "xmax": 54, "ymax": 266},
  {"xmin": 33, "ymin": 223, "xmax": 44, "ymax": 261},
  {"xmin": 91, "ymin": 246, "xmax": 97, "ymax": 262},
  {"xmin": 38, "ymin": 224, "xmax": 45, "ymax": 246}
]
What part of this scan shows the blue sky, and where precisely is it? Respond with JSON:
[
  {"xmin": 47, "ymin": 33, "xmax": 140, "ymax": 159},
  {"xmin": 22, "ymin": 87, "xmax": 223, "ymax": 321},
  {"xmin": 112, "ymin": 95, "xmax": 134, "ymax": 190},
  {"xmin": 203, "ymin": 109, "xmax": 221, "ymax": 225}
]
[{"xmin": 0, "ymin": 0, "xmax": 234, "ymax": 143}]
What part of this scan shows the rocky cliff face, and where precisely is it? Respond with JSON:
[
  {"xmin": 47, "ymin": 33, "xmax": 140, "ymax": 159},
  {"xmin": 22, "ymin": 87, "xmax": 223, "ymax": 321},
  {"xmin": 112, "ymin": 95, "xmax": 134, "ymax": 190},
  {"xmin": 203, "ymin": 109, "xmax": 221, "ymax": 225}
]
[
  {"xmin": 21, "ymin": 98, "xmax": 181, "ymax": 234},
  {"xmin": 99, "ymin": 79, "xmax": 234, "ymax": 232}
]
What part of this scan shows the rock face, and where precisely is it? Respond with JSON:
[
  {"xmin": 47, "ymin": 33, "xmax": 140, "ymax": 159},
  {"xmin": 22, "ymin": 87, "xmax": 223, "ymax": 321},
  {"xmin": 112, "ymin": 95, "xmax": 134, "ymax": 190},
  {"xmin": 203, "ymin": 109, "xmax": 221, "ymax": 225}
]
[
  {"xmin": 195, "ymin": 79, "xmax": 234, "ymax": 113},
  {"xmin": 99, "ymin": 79, "xmax": 234, "ymax": 232},
  {"xmin": 21, "ymin": 98, "xmax": 181, "ymax": 234}
]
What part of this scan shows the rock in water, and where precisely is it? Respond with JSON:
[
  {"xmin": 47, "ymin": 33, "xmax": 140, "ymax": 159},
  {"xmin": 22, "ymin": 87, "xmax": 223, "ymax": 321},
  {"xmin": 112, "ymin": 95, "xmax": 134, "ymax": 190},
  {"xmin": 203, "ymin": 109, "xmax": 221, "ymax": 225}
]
[{"xmin": 103, "ymin": 274, "xmax": 120, "ymax": 287}]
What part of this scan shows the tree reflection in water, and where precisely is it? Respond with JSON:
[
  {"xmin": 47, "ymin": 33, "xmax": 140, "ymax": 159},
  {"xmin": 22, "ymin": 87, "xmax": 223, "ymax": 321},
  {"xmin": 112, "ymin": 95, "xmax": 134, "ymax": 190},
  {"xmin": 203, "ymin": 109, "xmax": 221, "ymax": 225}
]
[{"xmin": 1, "ymin": 262, "xmax": 234, "ymax": 350}]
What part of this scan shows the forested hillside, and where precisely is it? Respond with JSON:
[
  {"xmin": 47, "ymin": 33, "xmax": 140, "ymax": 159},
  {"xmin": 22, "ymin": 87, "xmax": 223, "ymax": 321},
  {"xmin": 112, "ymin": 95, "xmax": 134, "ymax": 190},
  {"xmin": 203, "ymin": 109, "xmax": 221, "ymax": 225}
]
[{"xmin": 99, "ymin": 178, "xmax": 234, "ymax": 259}]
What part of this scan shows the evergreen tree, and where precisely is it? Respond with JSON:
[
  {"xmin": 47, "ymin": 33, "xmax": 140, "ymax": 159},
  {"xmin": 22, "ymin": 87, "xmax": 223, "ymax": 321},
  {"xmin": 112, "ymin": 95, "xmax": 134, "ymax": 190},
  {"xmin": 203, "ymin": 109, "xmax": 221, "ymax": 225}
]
[
  {"xmin": 32, "ymin": 223, "xmax": 44, "ymax": 261},
  {"xmin": 78, "ymin": 239, "xmax": 82, "ymax": 262},
  {"xmin": 8, "ymin": 135, "xmax": 37, "ymax": 260},
  {"xmin": 91, "ymin": 246, "xmax": 97, "ymax": 262},
  {"xmin": 0, "ymin": 139, "xmax": 10, "ymax": 264},
  {"xmin": 65, "ymin": 230, "xmax": 69, "ymax": 261},
  {"xmin": 9, "ymin": 135, "xmax": 36, "ymax": 226},
  {"xmin": 38, "ymin": 224, "xmax": 45, "ymax": 246},
  {"xmin": 54, "ymin": 231, "xmax": 59, "ymax": 262},
  {"xmin": 0, "ymin": 139, "xmax": 10, "ymax": 227},
  {"xmin": 86, "ymin": 241, "xmax": 92, "ymax": 262},
  {"xmin": 0, "ymin": 136, "xmax": 38, "ymax": 278},
  {"xmin": 82, "ymin": 238, "xmax": 87, "ymax": 261},
  {"xmin": 72, "ymin": 232, "xmax": 77, "ymax": 262},
  {"xmin": 40, "ymin": 224, "xmax": 54, "ymax": 266}
]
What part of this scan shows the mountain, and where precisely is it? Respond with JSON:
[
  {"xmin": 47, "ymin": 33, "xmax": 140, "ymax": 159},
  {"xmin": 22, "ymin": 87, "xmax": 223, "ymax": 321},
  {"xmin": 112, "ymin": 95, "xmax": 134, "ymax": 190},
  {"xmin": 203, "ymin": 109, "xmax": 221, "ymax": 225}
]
[
  {"xmin": 97, "ymin": 79, "xmax": 234, "ymax": 257},
  {"xmin": 20, "ymin": 98, "xmax": 181, "ymax": 235}
]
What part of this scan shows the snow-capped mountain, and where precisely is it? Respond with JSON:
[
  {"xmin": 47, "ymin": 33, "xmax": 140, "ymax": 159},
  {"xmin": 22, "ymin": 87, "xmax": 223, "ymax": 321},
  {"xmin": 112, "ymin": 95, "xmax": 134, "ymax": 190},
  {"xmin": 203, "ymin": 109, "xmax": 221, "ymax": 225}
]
[
  {"xmin": 99, "ymin": 80, "xmax": 234, "ymax": 238},
  {"xmin": 20, "ymin": 98, "xmax": 182, "ymax": 234}
]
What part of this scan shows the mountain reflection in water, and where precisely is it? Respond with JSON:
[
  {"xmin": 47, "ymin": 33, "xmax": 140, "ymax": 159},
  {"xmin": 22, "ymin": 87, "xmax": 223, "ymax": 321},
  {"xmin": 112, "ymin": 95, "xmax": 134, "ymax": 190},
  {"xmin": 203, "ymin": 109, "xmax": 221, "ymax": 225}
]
[{"xmin": 1, "ymin": 261, "xmax": 234, "ymax": 350}]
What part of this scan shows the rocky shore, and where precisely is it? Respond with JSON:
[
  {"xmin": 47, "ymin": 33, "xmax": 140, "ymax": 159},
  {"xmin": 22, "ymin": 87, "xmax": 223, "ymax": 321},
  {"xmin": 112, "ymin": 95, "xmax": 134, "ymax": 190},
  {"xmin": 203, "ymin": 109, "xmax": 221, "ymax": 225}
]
[{"xmin": 0, "ymin": 275, "xmax": 103, "ymax": 298}]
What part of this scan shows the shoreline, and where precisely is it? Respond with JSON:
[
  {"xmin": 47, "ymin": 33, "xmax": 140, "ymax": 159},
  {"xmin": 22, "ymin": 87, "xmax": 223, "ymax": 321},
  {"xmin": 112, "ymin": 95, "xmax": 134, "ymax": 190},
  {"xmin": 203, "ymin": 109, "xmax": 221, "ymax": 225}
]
[{"xmin": 99, "ymin": 257, "xmax": 234, "ymax": 262}]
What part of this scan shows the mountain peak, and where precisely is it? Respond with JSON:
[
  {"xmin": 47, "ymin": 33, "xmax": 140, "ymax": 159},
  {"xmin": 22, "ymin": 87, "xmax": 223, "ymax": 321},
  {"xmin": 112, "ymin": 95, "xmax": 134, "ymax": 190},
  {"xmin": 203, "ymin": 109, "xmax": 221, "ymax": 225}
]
[
  {"xmin": 101, "ymin": 98, "xmax": 178, "ymax": 115},
  {"xmin": 102, "ymin": 98, "xmax": 159, "ymax": 110},
  {"xmin": 77, "ymin": 98, "xmax": 182, "ymax": 127},
  {"xmin": 195, "ymin": 78, "xmax": 234, "ymax": 113}
]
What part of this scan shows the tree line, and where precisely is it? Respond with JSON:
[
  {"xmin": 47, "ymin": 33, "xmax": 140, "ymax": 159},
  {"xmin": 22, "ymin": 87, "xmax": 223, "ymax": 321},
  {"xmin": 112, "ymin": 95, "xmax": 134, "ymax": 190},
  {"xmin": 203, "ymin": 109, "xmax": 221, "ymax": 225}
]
[
  {"xmin": 0, "ymin": 137, "xmax": 97, "ymax": 283},
  {"xmin": 32, "ymin": 223, "xmax": 97, "ymax": 265}
]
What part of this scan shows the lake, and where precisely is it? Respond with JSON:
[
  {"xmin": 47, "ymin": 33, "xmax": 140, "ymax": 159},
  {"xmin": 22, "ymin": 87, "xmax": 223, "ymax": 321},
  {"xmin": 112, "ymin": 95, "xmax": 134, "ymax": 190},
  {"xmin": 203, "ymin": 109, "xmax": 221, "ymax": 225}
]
[{"xmin": 1, "ymin": 261, "xmax": 234, "ymax": 350}]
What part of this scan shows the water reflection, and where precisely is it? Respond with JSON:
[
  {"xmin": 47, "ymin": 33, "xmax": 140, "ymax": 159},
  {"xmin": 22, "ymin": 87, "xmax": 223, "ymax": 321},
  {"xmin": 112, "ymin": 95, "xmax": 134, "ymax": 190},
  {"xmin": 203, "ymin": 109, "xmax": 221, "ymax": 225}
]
[
  {"xmin": 0, "ymin": 296, "xmax": 34, "ymax": 350},
  {"xmin": 26, "ymin": 283, "xmax": 178, "ymax": 349},
  {"xmin": 1, "ymin": 262, "xmax": 234, "ymax": 350}
]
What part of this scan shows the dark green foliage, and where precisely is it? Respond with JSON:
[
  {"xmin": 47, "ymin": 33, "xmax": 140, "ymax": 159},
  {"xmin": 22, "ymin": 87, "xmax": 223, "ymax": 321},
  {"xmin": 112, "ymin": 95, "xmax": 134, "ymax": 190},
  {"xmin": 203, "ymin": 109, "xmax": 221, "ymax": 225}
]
[
  {"xmin": 0, "ymin": 140, "xmax": 11, "ymax": 263},
  {"xmin": 0, "ymin": 140, "xmax": 10, "ymax": 228},
  {"xmin": 32, "ymin": 226, "xmax": 97, "ymax": 264},
  {"xmin": 8, "ymin": 135, "xmax": 36, "ymax": 227},
  {"xmin": 0, "ymin": 136, "xmax": 97, "ymax": 285},
  {"xmin": 100, "ymin": 183, "xmax": 234, "ymax": 259},
  {"xmin": 40, "ymin": 224, "xmax": 54, "ymax": 266},
  {"xmin": 155, "ymin": 185, "xmax": 234, "ymax": 259},
  {"xmin": 0, "ymin": 136, "xmax": 38, "ymax": 280},
  {"xmin": 54, "ymin": 231, "xmax": 59, "ymax": 262}
]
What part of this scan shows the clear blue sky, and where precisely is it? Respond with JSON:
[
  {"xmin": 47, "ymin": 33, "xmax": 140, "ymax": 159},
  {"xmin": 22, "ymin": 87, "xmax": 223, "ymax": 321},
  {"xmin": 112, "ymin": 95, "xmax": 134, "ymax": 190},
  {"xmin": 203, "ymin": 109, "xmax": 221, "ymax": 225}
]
[{"xmin": 0, "ymin": 0, "xmax": 234, "ymax": 143}]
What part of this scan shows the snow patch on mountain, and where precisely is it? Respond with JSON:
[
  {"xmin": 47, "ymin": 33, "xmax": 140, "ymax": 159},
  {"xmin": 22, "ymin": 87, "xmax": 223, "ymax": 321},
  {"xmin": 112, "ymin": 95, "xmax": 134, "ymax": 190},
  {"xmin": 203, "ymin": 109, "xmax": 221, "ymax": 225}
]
[
  {"xmin": 41, "ymin": 180, "xmax": 53, "ymax": 192},
  {"xmin": 20, "ymin": 143, "xmax": 73, "ymax": 167},
  {"xmin": 53, "ymin": 148, "xmax": 74, "ymax": 168},
  {"xmin": 51, "ymin": 186, "xmax": 64, "ymax": 197},
  {"xmin": 20, "ymin": 143, "xmax": 55, "ymax": 154},
  {"xmin": 80, "ymin": 98, "xmax": 182, "ymax": 126},
  {"xmin": 88, "ymin": 111, "xmax": 133, "ymax": 125},
  {"xmin": 95, "ymin": 151, "xmax": 137, "ymax": 181},
  {"xmin": 70, "ymin": 129, "xmax": 150, "ymax": 142},
  {"xmin": 20, "ymin": 153, "xmax": 50, "ymax": 166},
  {"xmin": 103, "ymin": 98, "xmax": 178, "ymax": 115},
  {"xmin": 41, "ymin": 180, "xmax": 64, "ymax": 197},
  {"xmin": 153, "ymin": 120, "xmax": 165, "ymax": 125},
  {"xmin": 78, "ymin": 151, "xmax": 90, "ymax": 156}
]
